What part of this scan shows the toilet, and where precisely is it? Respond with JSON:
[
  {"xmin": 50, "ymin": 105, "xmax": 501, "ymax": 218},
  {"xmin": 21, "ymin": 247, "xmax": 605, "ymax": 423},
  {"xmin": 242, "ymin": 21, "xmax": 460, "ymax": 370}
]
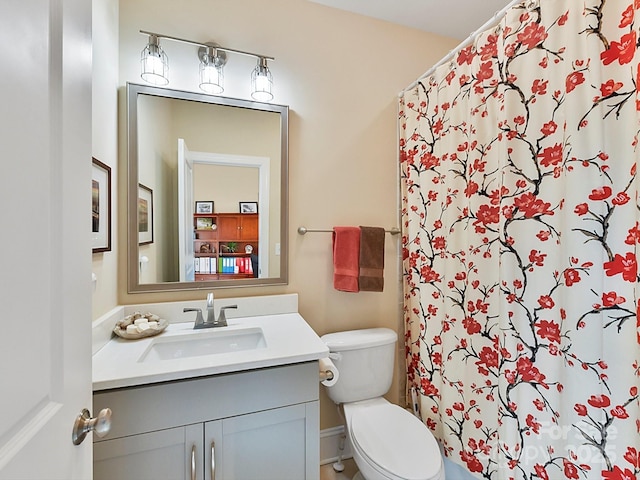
[{"xmin": 321, "ymin": 328, "xmax": 445, "ymax": 480}]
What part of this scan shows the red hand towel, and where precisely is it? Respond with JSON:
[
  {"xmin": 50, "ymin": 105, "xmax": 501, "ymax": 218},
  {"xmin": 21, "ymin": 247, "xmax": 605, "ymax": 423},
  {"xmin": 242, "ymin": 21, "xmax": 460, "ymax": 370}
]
[
  {"xmin": 359, "ymin": 226, "xmax": 385, "ymax": 292},
  {"xmin": 332, "ymin": 227, "xmax": 360, "ymax": 292}
]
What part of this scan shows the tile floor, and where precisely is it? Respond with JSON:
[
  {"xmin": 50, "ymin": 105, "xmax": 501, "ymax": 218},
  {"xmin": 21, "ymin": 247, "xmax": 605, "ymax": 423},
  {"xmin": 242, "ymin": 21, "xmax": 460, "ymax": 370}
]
[
  {"xmin": 320, "ymin": 455, "xmax": 476, "ymax": 480},
  {"xmin": 320, "ymin": 458, "xmax": 358, "ymax": 480}
]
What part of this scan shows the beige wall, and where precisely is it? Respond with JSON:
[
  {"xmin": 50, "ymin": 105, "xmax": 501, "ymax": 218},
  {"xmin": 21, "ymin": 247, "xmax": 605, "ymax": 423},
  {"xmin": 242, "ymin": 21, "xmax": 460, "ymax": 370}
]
[
  {"xmin": 94, "ymin": 0, "xmax": 458, "ymax": 429},
  {"xmin": 194, "ymin": 165, "xmax": 259, "ymax": 213},
  {"xmin": 137, "ymin": 94, "xmax": 178, "ymax": 282},
  {"xmin": 92, "ymin": 0, "xmax": 119, "ymax": 318}
]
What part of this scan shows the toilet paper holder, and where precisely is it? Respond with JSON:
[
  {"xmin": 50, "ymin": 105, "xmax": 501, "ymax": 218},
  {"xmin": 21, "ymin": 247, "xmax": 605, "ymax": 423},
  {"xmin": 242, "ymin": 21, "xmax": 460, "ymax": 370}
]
[
  {"xmin": 319, "ymin": 369, "xmax": 334, "ymax": 382},
  {"xmin": 318, "ymin": 355, "xmax": 339, "ymax": 385}
]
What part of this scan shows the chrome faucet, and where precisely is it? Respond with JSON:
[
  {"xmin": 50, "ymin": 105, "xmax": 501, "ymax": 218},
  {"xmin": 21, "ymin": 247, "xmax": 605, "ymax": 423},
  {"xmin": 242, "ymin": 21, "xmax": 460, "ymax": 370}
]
[
  {"xmin": 216, "ymin": 305, "xmax": 238, "ymax": 327},
  {"xmin": 183, "ymin": 292, "xmax": 237, "ymax": 329},
  {"xmin": 205, "ymin": 292, "xmax": 216, "ymax": 324}
]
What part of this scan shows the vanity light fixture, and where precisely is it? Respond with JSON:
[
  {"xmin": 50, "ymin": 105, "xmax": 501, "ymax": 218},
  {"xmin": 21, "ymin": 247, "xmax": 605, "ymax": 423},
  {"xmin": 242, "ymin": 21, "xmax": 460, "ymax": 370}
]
[
  {"xmin": 251, "ymin": 57, "xmax": 273, "ymax": 102},
  {"xmin": 139, "ymin": 30, "xmax": 275, "ymax": 100},
  {"xmin": 140, "ymin": 34, "xmax": 169, "ymax": 86},
  {"xmin": 198, "ymin": 45, "xmax": 227, "ymax": 94}
]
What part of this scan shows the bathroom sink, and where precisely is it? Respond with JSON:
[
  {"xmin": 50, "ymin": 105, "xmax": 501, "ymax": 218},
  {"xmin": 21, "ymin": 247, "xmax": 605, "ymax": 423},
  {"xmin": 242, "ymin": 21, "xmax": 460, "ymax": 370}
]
[
  {"xmin": 93, "ymin": 306, "xmax": 331, "ymax": 390},
  {"xmin": 138, "ymin": 327, "xmax": 266, "ymax": 362}
]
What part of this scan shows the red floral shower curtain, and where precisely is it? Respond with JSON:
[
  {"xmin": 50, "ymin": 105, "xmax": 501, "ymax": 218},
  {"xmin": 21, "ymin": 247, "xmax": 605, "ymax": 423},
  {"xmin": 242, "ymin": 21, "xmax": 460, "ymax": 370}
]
[{"xmin": 399, "ymin": 0, "xmax": 640, "ymax": 478}]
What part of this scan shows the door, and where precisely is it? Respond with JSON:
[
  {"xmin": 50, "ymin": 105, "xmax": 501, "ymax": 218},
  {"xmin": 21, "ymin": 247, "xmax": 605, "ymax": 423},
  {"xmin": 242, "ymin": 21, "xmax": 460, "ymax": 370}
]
[
  {"xmin": 178, "ymin": 139, "xmax": 195, "ymax": 282},
  {"xmin": 94, "ymin": 424, "xmax": 203, "ymax": 480},
  {"xmin": 0, "ymin": 0, "xmax": 93, "ymax": 478},
  {"xmin": 208, "ymin": 405, "xmax": 309, "ymax": 480}
]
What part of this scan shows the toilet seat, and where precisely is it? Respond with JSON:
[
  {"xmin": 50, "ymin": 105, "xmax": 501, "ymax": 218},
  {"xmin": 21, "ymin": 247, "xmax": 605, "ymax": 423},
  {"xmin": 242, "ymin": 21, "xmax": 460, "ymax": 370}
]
[{"xmin": 348, "ymin": 401, "xmax": 443, "ymax": 480}]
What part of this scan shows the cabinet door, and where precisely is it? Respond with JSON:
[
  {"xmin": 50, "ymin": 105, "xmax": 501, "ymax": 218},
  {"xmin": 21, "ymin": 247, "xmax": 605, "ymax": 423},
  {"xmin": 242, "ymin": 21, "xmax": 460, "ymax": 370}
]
[
  {"xmin": 206, "ymin": 404, "xmax": 316, "ymax": 480},
  {"xmin": 94, "ymin": 424, "xmax": 203, "ymax": 480},
  {"xmin": 217, "ymin": 215, "xmax": 240, "ymax": 240},
  {"xmin": 204, "ymin": 420, "xmax": 223, "ymax": 480},
  {"xmin": 239, "ymin": 214, "xmax": 258, "ymax": 240}
]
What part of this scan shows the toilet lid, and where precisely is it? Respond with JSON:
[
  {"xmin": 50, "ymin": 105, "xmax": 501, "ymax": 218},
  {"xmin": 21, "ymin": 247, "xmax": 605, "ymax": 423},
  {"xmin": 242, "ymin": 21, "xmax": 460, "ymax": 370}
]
[{"xmin": 350, "ymin": 404, "xmax": 442, "ymax": 480}]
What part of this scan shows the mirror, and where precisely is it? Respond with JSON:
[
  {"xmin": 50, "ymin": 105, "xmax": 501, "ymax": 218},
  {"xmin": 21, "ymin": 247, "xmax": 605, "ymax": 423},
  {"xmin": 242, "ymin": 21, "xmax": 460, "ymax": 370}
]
[{"xmin": 127, "ymin": 83, "xmax": 288, "ymax": 292}]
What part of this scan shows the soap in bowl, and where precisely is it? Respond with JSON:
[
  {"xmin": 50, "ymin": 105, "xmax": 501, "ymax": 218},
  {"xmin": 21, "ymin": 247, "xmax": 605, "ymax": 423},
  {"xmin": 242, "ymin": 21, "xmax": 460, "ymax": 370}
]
[{"xmin": 113, "ymin": 312, "xmax": 169, "ymax": 340}]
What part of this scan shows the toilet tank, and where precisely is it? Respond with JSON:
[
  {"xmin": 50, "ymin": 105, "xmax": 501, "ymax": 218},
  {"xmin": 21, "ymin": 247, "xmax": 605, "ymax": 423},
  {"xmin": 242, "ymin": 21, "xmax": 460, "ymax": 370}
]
[{"xmin": 321, "ymin": 328, "xmax": 397, "ymax": 404}]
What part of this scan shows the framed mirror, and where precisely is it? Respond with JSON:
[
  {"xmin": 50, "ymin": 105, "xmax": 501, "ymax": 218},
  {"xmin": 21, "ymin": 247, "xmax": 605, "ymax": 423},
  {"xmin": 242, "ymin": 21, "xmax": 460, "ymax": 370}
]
[{"xmin": 126, "ymin": 83, "xmax": 288, "ymax": 292}]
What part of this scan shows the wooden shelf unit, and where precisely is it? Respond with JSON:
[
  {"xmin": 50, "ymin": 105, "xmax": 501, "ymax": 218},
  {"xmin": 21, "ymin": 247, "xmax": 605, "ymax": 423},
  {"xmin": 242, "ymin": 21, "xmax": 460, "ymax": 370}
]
[{"xmin": 194, "ymin": 213, "xmax": 258, "ymax": 280}]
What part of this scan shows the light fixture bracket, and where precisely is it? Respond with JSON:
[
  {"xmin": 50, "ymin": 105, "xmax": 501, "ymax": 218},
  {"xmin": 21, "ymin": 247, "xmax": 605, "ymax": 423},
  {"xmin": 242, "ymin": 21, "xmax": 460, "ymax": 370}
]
[{"xmin": 198, "ymin": 43, "xmax": 228, "ymax": 67}]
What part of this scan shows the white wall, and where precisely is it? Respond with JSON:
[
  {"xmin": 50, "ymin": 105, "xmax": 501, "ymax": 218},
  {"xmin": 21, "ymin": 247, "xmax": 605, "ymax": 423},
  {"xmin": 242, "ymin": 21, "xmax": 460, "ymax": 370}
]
[{"xmin": 93, "ymin": 0, "xmax": 459, "ymax": 429}]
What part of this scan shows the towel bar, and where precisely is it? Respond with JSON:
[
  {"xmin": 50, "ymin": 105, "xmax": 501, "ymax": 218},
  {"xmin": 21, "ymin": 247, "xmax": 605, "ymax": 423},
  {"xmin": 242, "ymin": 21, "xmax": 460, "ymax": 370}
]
[{"xmin": 297, "ymin": 226, "xmax": 401, "ymax": 235}]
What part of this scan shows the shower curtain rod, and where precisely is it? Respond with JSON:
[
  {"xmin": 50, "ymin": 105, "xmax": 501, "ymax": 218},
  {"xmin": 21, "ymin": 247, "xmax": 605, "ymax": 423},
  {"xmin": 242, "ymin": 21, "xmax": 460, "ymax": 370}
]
[{"xmin": 400, "ymin": 0, "xmax": 525, "ymax": 95}]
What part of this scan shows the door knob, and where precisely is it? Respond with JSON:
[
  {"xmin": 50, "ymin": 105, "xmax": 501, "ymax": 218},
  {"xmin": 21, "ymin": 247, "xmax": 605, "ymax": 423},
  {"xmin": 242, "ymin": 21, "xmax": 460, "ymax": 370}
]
[{"xmin": 72, "ymin": 408, "xmax": 112, "ymax": 445}]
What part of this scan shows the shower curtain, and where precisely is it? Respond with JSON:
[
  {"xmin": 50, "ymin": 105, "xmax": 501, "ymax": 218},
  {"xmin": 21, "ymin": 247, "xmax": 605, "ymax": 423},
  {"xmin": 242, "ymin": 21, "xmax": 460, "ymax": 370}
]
[{"xmin": 399, "ymin": 0, "xmax": 640, "ymax": 478}]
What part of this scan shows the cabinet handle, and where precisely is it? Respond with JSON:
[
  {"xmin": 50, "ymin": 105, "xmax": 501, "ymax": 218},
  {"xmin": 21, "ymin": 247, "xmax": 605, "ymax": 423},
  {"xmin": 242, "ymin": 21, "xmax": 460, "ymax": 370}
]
[
  {"xmin": 191, "ymin": 444, "xmax": 196, "ymax": 480},
  {"xmin": 211, "ymin": 441, "xmax": 216, "ymax": 480}
]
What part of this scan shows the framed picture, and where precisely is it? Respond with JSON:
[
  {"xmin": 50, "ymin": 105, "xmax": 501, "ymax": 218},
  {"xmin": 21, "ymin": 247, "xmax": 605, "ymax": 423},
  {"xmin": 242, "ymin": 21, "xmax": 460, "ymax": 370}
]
[
  {"xmin": 195, "ymin": 201, "xmax": 214, "ymax": 214},
  {"xmin": 138, "ymin": 183, "xmax": 154, "ymax": 245},
  {"xmin": 91, "ymin": 157, "xmax": 111, "ymax": 253},
  {"xmin": 239, "ymin": 201, "xmax": 258, "ymax": 214},
  {"xmin": 196, "ymin": 217, "xmax": 213, "ymax": 229}
]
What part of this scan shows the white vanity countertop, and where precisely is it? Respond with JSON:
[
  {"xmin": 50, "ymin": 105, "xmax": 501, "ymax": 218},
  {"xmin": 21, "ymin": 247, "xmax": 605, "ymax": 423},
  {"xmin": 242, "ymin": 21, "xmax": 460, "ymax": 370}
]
[{"xmin": 92, "ymin": 312, "xmax": 329, "ymax": 391}]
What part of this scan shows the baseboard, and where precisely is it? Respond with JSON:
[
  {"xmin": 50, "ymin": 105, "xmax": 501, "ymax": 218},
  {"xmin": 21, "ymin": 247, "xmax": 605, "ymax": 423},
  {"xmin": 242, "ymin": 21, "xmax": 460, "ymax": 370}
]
[{"xmin": 320, "ymin": 426, "xmax": 353, "ymax": 465}]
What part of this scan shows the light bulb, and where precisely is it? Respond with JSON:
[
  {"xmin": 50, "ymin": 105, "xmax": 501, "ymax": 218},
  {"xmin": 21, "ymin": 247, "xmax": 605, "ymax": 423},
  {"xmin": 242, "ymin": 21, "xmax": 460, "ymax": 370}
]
[{"xmin": 200, "ymin": 64, "xmax": 223, "ymax": 94}]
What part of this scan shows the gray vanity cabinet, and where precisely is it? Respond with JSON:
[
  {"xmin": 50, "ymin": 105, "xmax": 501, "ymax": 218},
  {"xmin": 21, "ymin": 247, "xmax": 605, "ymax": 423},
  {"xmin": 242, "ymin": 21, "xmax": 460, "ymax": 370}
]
[{"xmin": 93, "ymin": 363, "xmax": 320, "ymax": 480}]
